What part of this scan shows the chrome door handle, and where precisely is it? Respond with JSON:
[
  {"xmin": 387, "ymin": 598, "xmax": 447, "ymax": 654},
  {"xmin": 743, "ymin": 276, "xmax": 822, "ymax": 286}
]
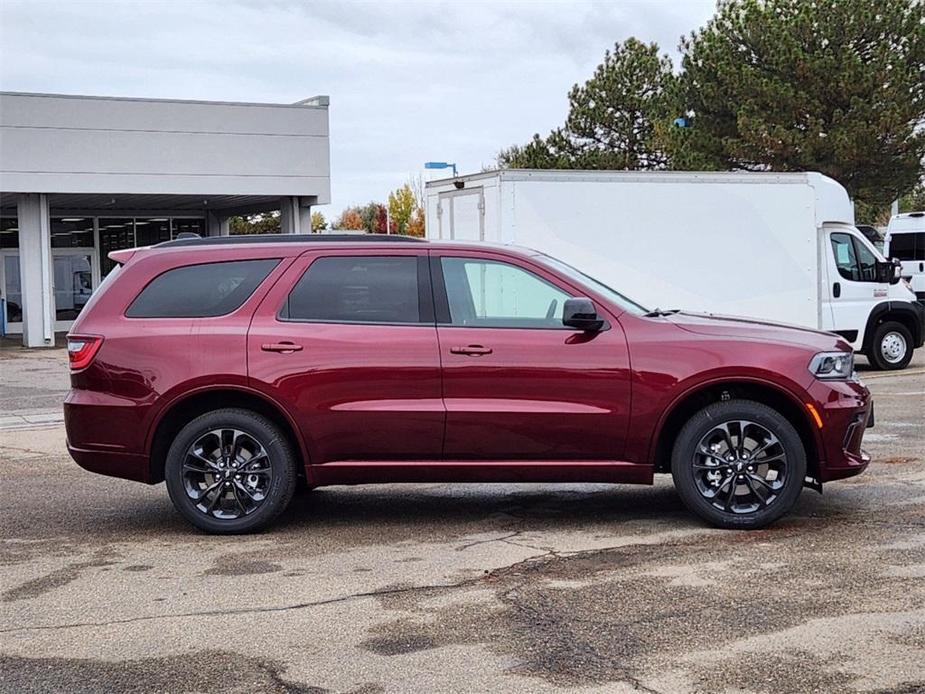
[
  {"xmin": 450, "ymin": 345, "xmax": 493, "ymax": 356},
  {"xmin": 261, "ymin": 342, "xmax": 303, "ymax": 353}
]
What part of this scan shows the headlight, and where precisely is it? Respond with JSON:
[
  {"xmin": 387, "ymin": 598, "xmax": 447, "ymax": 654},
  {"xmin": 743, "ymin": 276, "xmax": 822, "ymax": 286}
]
[{"xmin": 809, "ymin": 351, "xmax": 855, "ymax": 379}]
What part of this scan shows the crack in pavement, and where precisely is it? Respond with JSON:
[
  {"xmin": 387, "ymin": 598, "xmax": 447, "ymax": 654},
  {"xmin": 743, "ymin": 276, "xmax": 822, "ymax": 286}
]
[
  {"xmin": 454, "ymin": 530, "xmax": 524, "ymax": 551},
  {"xmin": 0, "ymin": 537, "xmax": 685, "ymax": 635},
  {"xmin": 0, "ymin": 551, "xmax": 553, "ymax": 635}
]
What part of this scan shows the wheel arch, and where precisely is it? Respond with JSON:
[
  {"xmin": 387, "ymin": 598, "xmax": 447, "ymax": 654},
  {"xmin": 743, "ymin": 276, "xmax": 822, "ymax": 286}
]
[
  {"xmin": 861, "ymin": 301, "xmax": 924, "ymax": 354},
  {"xmin": 147, "ymin": 386, "xmax": 309, "ymax": 485},
  {"xmin": 651, "ymin": 379, "xmax": 822, "ymax": 482}
]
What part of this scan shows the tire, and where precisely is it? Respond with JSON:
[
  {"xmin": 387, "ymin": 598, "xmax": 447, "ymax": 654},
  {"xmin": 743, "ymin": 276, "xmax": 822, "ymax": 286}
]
[
  {"xmin": 866, "ymin": 321, "xmax": 913, "ymax": 371},
  {"xmin": 165, "ymin": 408, "xmax": 297, "ymax": 534},
  {"xmin": 671, "ymin": 400, "xmax": 806, "ymax": 530}
]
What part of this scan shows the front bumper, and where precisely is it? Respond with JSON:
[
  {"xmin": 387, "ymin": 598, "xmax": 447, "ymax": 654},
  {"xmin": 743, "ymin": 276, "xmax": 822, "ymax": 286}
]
[
  {"xmin": 913, "ymin": 300, "xmax": 925, "ymax": 347},
  {"xmin": 806, "ymin": 378, "xmax": 873, "ymax": 482}
]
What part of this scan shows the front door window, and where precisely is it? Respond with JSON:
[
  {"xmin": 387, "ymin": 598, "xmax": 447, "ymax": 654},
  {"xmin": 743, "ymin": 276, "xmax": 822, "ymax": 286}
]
[
  {"xmin": 831, "ymin": 232, "xmax": 878, "ymax": 282},
  {"xmin": 440, "ymin": 257, "xmax": 571, "ymax": 328}
]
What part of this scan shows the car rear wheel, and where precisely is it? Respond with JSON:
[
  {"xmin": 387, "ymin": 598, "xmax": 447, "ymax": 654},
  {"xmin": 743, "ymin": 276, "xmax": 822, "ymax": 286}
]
[
  {"xmin": 165, "ymin": 408, "xmax": 297, "ymax": 534},
  {"xmin": 866, "ymin": 321, "xmax": 913, "ymax": 371},
  {"xmin": 671, "ymin": 400, "xmax": 806, "ymax": 530}
]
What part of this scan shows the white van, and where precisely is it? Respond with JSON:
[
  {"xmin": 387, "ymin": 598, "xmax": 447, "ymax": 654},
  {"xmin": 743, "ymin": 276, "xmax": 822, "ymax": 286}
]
[
  {"xmin": 425, "ymin": 170, "xmax": 924, "ymax": 370},
  {"xmin": 885, "ymin": 212, "xmax": 925, "ymax": 303}
]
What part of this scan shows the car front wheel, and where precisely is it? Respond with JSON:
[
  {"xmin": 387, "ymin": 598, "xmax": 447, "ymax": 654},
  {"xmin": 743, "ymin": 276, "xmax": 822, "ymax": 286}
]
[
  {"xmin": 165, "ymin": 408, "xmax": 297, "ymax": 534},
  {"xmin": 671, "ymin": 400, "xmax": 806, "ymax": 530}
]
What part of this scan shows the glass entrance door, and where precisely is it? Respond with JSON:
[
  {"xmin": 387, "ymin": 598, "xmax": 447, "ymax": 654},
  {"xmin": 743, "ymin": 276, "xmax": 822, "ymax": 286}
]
[
  {"xmin": 0, "ymin": 252, "xmax": 22, "ymax": 334},
  {"xmin": 52, "ymin": 249, "xmax": 98, "ymax": 331}
]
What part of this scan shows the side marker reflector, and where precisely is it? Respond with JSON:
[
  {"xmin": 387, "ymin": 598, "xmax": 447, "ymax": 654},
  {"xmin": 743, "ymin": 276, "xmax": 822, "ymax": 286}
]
[{"xmin": 805, "ymin": 403, "xmax": 824, "ymax": 429}]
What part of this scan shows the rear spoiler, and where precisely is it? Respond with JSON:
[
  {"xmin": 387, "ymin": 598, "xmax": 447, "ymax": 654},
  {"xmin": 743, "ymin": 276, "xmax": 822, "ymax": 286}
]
[{"xmin": 108, "ymin": 249, "xmax": 136, "ymax": 265}]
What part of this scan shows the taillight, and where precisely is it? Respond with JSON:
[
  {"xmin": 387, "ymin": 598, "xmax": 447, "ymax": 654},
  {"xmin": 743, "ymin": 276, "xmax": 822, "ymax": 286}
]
[{"xmin": 67, "ymin": 335, "xmax": 103, "ymax": 372}]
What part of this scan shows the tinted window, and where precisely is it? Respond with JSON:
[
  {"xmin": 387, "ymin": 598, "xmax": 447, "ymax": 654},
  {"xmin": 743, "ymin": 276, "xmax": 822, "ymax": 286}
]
[
  {"xmin": 126, "ymin": 259, "xmax": 278, "ymax": 318},
  {"xmin": 440, "ymin": 257, "xmax": 571, "ymax": 328},
  {"xmin": 888, "ymin": 232, "xmax": 925, "ymax": 261},
  {"xmin": 284, "ymin": 256, "xmax": 421, "ymax": 324}
]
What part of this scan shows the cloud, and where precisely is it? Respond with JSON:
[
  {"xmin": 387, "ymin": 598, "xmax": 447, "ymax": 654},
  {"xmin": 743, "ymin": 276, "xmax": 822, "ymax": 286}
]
[{"xmin": 0, "ymin": 0, "xmax": 715, "ymax": 211}]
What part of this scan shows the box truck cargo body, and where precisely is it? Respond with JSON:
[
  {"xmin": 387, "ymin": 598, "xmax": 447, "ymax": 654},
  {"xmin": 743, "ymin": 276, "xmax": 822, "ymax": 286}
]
[{"xmin": 425, "ymin": 170, "xmax": 923, "ymax": 369}]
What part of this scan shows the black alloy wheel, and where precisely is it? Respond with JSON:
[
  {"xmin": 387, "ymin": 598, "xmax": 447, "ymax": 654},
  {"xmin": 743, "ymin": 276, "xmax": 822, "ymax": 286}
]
[
  {"xmin": 671, "ymin": 400, "xmax": 806, "ymax": 529},
  {"xmin": 165, "ymin": 408, "xmax": 297, "ymax": 533}
]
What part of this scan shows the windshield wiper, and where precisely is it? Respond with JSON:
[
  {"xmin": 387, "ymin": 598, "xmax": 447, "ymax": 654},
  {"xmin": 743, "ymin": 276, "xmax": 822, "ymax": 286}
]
[{"xmin": 644, "ymin": 308, "xmax": 681, "ymax": 317}]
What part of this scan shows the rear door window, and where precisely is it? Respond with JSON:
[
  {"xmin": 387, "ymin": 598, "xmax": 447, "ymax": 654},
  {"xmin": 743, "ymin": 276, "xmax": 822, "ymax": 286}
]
[
  {"xmin": 126, "ymin": 259, "xmax": 279, "ymax": 318},
  {"xmin": 282, "ymin": 256, "xmax": 426, "ymax": 324}
]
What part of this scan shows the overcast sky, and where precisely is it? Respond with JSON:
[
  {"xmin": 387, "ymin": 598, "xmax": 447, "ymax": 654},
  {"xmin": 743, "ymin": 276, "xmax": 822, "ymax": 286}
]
[{"xmin": 0, "ymin": 0, "xmax": 715, "ymax": 215}]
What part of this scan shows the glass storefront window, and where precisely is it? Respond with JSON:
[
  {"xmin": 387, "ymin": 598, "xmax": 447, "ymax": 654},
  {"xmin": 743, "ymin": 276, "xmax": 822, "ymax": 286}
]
[
  {"xmin": 98, "ymin": 218, "xmax": 135, "ymax": 277},
  {"xmin": 172, "ymin": 218, "xmax": 205, "ymax": 238},
  {"xmin": 1, "ymin": 217, "xmax": 19, "ymax": 249},
  {"xmin": 135, "ymin": 218, "xmax": 171, "ymax": 247},
  {"xmin": 3, "ymin": 214, "xmax": 208, "ymax": 327},
  {"xmin": 51, "ymin": 218, "xmax": 95, "ymax": 248}
]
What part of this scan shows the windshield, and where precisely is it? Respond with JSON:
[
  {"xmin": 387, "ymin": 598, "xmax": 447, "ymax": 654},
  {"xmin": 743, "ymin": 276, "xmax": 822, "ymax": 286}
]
[{"xmin": 533, "ymin": 254, "xmax": 648, "ymax": 316}]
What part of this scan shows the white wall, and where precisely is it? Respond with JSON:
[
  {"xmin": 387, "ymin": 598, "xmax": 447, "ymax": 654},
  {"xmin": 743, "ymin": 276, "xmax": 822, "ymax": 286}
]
[{"xmin": 0, "ymin": 92, "xmax": 331, "ymax": 202}]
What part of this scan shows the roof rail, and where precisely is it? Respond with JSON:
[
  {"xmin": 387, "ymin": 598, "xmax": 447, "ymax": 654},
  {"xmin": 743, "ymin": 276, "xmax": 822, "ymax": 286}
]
[{"xmin": 157, "ymin": 233, "xmax": 426, "ymax": 248}]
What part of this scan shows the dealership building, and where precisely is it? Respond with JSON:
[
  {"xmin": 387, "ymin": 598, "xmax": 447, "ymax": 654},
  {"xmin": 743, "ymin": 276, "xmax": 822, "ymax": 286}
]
[{"xmin": 0, "ymin": 91, "xmax": 331, "ymax": 346}]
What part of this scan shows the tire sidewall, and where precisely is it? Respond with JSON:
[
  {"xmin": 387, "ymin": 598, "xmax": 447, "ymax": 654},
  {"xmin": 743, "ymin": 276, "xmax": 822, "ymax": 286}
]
[
  {"xmin": 165, "ymin": 408, "xmax": 296, "ymax": 534},
  {"xmin": 671, "ymin": 400, "xmax": 807, "ymax": 530},
  {"xmin": 869, "ymin": 321, "xmax": 913, "ymax": 371}
]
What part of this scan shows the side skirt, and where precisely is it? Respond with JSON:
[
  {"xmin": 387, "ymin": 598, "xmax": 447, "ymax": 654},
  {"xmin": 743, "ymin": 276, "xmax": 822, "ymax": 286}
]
[{"xmin": 310, "ymin": 460, "xmax": 654, "ymax": 486}]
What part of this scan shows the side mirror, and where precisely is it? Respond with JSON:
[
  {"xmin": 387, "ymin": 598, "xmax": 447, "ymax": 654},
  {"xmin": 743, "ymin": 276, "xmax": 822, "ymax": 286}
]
[
  {"xmin": 876, "ymin": 258, "xmax": 902, "ymax": 285},
  {"xmin": 562, "ymin": 297, "xmax": 604, "ymax": 331}
]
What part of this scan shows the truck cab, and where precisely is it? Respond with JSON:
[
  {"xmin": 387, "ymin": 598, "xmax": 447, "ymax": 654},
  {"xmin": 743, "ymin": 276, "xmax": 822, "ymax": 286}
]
[{"xmin": 823, "ymin": 222, "xmax": 923, "ymax": 370}]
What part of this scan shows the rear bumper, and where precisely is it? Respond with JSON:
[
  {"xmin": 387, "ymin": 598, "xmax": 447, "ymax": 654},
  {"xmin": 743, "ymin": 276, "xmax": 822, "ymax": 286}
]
[
  {"xmin": 66, "ymin": 442, "xmax": 151, "ymax": 483},
  {"xmin": 64, "ymin": 391, "xmax": 153, "ymax": 483}
]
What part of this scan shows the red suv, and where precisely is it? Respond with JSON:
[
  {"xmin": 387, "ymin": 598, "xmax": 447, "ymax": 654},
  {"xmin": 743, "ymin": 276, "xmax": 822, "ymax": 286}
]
[{"xmin": 65, "ymin": 235, "xmax": 872, "ymax": 533}]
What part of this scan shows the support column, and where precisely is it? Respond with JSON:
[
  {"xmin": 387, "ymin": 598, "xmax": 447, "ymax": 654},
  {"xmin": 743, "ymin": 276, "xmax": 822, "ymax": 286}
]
[
  {"xmin": 279, "ymin": 196, "xmax": 300, "ymax": 234},
  {"xmin": 298, "ymin": 197, "xmax": 313, "ymax": 234},
  {"xmin": 206, "ymin": 212, "xmax": 231, "ymax": 237},
  {"xmin": 17, "ymin": 194, "xmax": 54, "ymax": 347},
  {"xmin": 206, "ymin": 212, "xmax": 221, "ymax": 237}
]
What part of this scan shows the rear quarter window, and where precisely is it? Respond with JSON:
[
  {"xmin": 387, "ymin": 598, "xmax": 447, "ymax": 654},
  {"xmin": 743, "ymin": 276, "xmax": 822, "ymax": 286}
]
[{"xmin": 125, "ymin": 259, "xmax": 279, "ymax": 318}]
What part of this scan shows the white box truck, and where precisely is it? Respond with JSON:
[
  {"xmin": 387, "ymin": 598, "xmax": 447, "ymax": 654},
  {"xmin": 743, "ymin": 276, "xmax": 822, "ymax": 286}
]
[{"xmin": 425, "ymin": 170, "xmax": 924, "ymax": 370}]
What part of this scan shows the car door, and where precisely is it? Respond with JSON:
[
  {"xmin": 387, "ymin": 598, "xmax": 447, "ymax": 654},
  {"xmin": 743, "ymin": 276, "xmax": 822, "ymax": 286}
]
[
  {"xmin": 247, "ymin": 249, "xmax": 444, "ymax": 465},
  {"xmin": 825, "ymin": 229, "xmax": 884, "ymax": 346},
  {"xmin": 432, "ymin": 250, "xmax": 632, "ymax": 461}
]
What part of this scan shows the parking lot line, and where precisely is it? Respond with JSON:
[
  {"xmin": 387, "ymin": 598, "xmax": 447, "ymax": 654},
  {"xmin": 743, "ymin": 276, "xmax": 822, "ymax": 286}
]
[{"xmin": 862, "ymin": 369, "xmax": 925, "ymax": 380}]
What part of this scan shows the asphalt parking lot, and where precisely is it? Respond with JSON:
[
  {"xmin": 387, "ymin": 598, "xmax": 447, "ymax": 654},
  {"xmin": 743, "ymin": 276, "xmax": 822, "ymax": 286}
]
[{"xmin": 1, "ymin": 345, "xmax": 924, "ymax": 694}]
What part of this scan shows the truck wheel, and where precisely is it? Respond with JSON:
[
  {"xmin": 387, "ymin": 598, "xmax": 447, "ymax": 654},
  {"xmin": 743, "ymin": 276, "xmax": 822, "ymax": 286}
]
[
  {"xmin": 165, "ymin": 408, "xmax": 297, "ymax": 534},
  {"xmin": 671, "ymin": 400, "xmax": 806, "ymax": 530},
  {"xmin": 867, "ymin": 321, "xmax": 913, "ymax": 370}
]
